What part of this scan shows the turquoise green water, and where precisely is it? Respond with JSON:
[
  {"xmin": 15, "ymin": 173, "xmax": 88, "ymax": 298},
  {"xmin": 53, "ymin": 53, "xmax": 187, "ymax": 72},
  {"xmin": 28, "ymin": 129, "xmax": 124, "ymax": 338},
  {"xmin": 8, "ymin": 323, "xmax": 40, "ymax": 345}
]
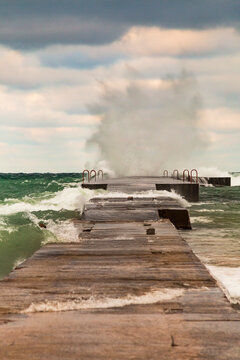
[
  {"xmin": 183, "ymin": 185, "xmax": 240, "ymax": 267},
  {"xmin": 0, "ymin": 173, "xmax": 84, "ymax": 278},
  {"xmin": 180, "ymin": 182, "xmax": 240, "ymax": 303}
]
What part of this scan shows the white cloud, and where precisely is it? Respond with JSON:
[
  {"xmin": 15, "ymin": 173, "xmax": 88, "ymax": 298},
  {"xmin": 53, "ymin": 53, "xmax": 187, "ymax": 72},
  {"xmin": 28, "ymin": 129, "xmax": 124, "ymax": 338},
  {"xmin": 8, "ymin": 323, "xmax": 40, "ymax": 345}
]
[
  {"xmin": 119, "ymin": 26, "xmax": 240, "ymax": 56},
  {"xmin": 0, "ymin": 86, "xmax": 99, "ymax": 128},
  {"xmin": 0, "ymin": 46, "xmax": 105, "ymax": 88},
  {"xmin": 37, "ymin": 26, "xmax": 240, "ymax": 66},
  {"xmin": 201, "ymin": 108, "xmax": 240, "ymax": 132},
  {"xmin": 0, "ymin": 25, "xmax": 239, "ymax": 171},
  {"xmin": 1, "ymin": 26, "xmax": 240, "ymax": 88}
]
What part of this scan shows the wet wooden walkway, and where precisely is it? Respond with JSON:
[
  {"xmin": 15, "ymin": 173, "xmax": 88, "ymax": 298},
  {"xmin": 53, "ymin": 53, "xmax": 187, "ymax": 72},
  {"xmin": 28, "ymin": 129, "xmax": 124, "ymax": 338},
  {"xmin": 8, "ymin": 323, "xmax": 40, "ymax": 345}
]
[{"xmin": 0, "ymin": 176, "xmax": 239, "ymax": 359}]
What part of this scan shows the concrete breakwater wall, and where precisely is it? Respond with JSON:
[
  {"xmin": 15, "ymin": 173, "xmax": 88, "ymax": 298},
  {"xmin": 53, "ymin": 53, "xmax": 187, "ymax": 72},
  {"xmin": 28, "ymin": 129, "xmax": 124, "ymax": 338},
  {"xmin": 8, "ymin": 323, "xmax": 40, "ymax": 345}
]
[{"xmin": 206, "ymin": 177, "xmax": 231, "ymax": 186}]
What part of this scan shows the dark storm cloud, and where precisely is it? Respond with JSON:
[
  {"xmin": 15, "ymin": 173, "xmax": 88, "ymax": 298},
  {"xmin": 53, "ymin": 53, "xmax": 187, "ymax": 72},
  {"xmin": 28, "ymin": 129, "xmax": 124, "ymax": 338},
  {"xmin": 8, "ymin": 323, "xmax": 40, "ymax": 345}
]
[{"xmin": 0, "ymin": 0, "xmax": 240, "ymax": 48}]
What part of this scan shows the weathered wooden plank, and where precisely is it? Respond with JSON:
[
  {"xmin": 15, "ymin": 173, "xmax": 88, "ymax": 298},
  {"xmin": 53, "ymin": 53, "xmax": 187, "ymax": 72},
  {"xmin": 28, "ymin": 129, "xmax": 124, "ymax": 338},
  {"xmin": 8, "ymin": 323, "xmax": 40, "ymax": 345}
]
[{"xmin": 0, "ymin": 312, "xmax": 240, "ymax": 360}]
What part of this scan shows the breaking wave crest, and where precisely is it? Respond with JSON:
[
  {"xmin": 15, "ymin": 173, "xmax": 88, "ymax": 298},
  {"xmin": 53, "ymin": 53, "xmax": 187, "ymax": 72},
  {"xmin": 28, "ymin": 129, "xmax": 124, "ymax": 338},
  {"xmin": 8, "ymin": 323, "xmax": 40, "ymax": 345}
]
[
  {"xmin": 0, "ymin": 186, "xmax": 94, "ymax": 216},
  {"xmin": 93, "ymin": 189, "xmax": 189, "ymax": 207}
]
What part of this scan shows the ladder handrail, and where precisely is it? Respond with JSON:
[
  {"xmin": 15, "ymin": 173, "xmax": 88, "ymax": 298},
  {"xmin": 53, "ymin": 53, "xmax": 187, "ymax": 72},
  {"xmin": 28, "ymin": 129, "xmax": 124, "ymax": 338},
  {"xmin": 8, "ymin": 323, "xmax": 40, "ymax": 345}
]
[
  {"xmin": 172, "ymin": 169, "xmax": 179, "ymax": 179},
  {"xmin": 97, "ymin": 169, "xmax": 104, "ymax": 180},
  {"xmin": 82, "ymin": 169, "xmax": 90, "ymax": 183},
  {"xmin": 163, "ymin": 170, "xmax": 168, "ymax": 177},
  {"xmin": 90, "ymin": 169, "xmax": 97, "ymax": 182},
  {"xmin": 190, "ymin": 169, "xmax": 199, "ymax": 183},
  {"xmin": 183, "ymin": 169, "xmax": 190, "ymax": 182}
]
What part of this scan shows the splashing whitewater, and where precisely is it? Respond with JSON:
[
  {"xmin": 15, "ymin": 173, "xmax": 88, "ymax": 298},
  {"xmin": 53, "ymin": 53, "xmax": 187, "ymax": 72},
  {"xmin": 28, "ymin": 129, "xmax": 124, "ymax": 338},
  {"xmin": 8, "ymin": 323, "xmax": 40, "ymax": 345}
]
[{"xmin": 87, "ymin": 70, "xmax": 208, "ymax": 176}]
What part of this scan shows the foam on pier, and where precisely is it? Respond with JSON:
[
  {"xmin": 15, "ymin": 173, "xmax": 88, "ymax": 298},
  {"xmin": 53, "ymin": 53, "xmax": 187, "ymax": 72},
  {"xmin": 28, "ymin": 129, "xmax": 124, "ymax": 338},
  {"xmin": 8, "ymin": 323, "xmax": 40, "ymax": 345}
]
[
  {"xmin": 23, "ymin": 288, "xmax": 184, "ymax": 313},
  {"xmin": 207, "ymin": 265, "xmax": 240, "ymax": 305}
]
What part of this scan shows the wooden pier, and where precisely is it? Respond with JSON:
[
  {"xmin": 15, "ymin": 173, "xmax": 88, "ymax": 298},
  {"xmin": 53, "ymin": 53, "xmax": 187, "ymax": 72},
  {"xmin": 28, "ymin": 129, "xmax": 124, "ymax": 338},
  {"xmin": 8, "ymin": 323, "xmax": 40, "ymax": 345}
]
[{"xmin": 0, "ymin": 176, "xmax": 239, "ymax": 359}]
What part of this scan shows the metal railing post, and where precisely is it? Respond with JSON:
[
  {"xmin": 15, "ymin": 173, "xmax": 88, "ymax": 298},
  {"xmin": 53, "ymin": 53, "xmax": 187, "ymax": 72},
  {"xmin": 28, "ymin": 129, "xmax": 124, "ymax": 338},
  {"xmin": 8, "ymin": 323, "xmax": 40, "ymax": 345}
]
[
  {"xmin": 172, "ymin": 169, "xmax": 179, "ymax": 179},
  {"xmin": 190, "ymin": 169, "xmax": 199, "ymax": 183},
  {"xmin": 97, "ymin": 169, "xmax": 103, "ymax": 180},
  {"xmin": 183, "ymin": 169, "xmax": 190, "ymax": 182},
  {"xmin": 90, "ymin": 169, "xmax": 97, "ymax": 182},
  {"xmin": 82, "ymin": 169, "xmax": 90, "ymax": 183}
]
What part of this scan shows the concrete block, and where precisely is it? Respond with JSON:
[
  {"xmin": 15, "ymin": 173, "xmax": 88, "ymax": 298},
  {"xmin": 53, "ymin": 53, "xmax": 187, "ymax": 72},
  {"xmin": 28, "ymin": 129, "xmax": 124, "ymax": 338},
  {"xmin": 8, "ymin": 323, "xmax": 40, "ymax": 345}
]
[
  {"xmin": 82, "ymin": 183, "xmax": 107, "ymax": 190},
  {"xmin": 207, "ymin": 177, "xmax": 231, "ymax": 186},
  {"xmin": 158, "ymin": 208, "xmax": 191, "ymax": 229},
  {"xmin": 156, "ymin": 183, "xmax": 199, "ymax": 202}
]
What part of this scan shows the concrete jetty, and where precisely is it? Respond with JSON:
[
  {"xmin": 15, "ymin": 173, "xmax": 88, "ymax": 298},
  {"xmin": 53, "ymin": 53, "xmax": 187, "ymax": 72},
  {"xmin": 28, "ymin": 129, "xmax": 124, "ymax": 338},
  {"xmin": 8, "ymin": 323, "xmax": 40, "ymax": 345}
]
[
  {"xmin": 82, "ymin": 175, "xmax": 199, "ymax": 201},
  {"xmin": 0, "ymin": 176, "xmax": 239, "ymax": 359}
]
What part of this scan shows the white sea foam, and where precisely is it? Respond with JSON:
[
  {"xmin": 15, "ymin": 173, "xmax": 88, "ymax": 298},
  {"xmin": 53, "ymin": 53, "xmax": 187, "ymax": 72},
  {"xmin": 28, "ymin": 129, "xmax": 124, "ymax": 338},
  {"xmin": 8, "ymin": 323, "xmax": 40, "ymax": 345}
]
[
  {"xmin": 0, "ymin": 218, "xmax": 16, "ymax": 234},
  {"xmin": 114, "ymin": 236, "xmax": 135, "ymax": 240},
  {"xmin": 0, "ymin": 187, "xmax": 96, "ymax": 215},
  {"xmin": 0, "ymin": 218, "xmax": 7, "ymax": 227},
  {"xmin": 206, "ymin": 265, "xmax": 240, "ymax": 304},
  {"xmin": 13, "ymin": 257, "xmax": 26, "ymax": 269},
  {"xmin": 195, "ymin": 209, "xmax": 224, "ymax": 213},
  {"xmin": 23, "ymin": 288, "xmax": 184, "ymax": 313},
  {"xmin": 0, "ymin": 218, "xmax": 79, "ymax": 243},
  {"xmin": 93, "ymin": 190, "xmax": 189, "ymax": 208},
  {"xmin": 192, "ymin": 202, "xmax": 214, "ymax": 206},
  {"xmin": 44, "ymin": 220, "xmax": 80, "ymax": 243},
  {"xmin": 191, "ymin": 216, "xmax": 212, "ymax": 224},
  {"xmin": 231, "ymin": 176, "xmax": 240, "ymax": 187},
  {"xmin": 21, "ymin": 211, "xmax": 80, "ymax": 243},
  {"xmin": 0, "ymin": 226, "xmax": 16, "ymax": 234}
]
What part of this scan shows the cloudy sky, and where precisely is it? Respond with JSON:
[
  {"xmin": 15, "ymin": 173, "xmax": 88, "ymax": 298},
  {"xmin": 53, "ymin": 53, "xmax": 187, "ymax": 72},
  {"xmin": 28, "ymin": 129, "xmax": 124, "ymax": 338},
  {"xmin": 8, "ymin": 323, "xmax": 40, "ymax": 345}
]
[{"xmin": 0, "ymin": 0, "xmax": 240, "ymax": 172}]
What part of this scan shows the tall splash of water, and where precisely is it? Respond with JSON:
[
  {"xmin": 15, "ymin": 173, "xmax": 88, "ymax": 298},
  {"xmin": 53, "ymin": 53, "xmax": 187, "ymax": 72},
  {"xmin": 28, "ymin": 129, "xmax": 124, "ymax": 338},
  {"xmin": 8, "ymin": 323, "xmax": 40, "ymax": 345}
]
[{"xmin": 87, "ymin": 71, "xmax": 208, "ymax": 176}]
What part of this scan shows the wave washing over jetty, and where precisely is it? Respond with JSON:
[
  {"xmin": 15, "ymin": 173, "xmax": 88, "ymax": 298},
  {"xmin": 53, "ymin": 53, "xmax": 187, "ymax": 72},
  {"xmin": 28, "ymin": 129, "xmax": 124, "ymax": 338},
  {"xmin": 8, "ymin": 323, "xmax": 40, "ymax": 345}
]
[
  {"xmin": 0, "ymin": 172, "xmax": 240, "ymax": 306},
  {"xmin": 0, "ymin": 173, "xmax": 89, "ymax": 278}
]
